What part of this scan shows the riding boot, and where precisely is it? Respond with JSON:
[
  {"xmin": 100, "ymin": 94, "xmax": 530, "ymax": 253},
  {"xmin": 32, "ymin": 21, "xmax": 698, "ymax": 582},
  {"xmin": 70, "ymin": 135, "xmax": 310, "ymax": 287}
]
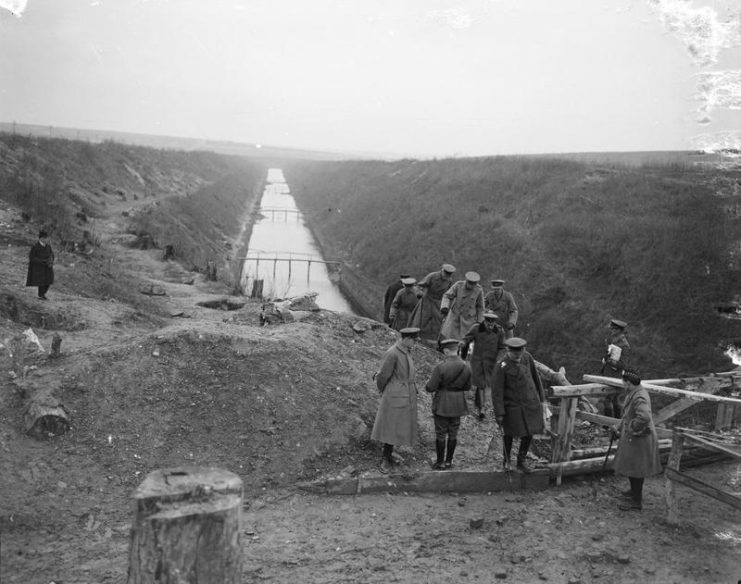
[
  {"xmin": 516, "ymin": 436, "xmax": 533, "ymax": 473},
  {"xmin": 444, "ymin": 438, "xmax": 457, "ymax": 469},
  {"xmin": 432, "ymin": 439, "xmax": 446, "ymax": 470},
  {"xmin": 474, "ymin": 388, "xmax": 485, "ymax": 420}
]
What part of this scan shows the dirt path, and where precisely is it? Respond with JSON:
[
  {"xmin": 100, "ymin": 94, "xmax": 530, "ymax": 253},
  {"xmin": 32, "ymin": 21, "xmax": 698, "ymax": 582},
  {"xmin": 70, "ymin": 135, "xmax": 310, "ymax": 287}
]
[{"xmin": 0, "ymin": 201, "xmax": 739, "ymax": 584}]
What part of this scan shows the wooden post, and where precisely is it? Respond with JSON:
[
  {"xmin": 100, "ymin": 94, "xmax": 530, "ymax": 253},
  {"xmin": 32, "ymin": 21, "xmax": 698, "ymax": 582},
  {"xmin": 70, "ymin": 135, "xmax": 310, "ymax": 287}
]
[
  {"xmin": 714, "ymin": 403, "xmax": 734, "ymax": 431},
  {"xmin": 665, "ymin": 431, "xmax": 685, "ymax": 525},
  {"xmin": 251, "ymin": 279, "xmax": 264, "ymax": 299},
  {"xmin": 50, "ymin": 333, "xmax": 62, "ymax": 358},
  {"xmin": 552, "ymin": 397, "xmax": 577, "ymax": 486},
  {"xmin": 127, "ymin": 466, "xmax": 243, "ymax": 584}
]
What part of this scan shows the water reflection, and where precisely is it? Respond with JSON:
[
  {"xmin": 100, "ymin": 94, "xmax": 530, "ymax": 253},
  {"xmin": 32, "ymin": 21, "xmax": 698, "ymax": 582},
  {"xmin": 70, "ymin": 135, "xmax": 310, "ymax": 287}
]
[{"xmin": 240, "ymin": 169, "xmax": 353, "ymax": 313}]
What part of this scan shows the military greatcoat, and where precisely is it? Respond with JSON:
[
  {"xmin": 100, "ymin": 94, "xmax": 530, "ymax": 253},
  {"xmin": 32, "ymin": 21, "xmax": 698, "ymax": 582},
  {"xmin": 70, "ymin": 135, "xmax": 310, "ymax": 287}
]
[
  {"xmin": 613, "ymin": 385, "xmax": 662, "ymax": 478},
  {"xmin": 492, "ymin": 350, "xmax": 545, "ymax": 437},
  {"xmin": 461, "ymin": 321, "xmax": 506, "ymax": 388},
  {"xmin": 484, "ymin": 289, "xmax": 518, "ymax": 330},
  {"xmin": 371, "ymin": 340, "xmax": 418, "ymax": 447},
  {"xmin": 26, "ymin": 241, "xmax": 55, "ymax": 287},
  {"xmin": 409, "ymin": 270, "xmax": 453, "ymax": 341},
  {"xmin": 439, "ymin": 281, "xmax": 484, "ymax": 340},
  {"xmin": 389, "ymin": 287, "xmax": 418, "ymax": 331}
]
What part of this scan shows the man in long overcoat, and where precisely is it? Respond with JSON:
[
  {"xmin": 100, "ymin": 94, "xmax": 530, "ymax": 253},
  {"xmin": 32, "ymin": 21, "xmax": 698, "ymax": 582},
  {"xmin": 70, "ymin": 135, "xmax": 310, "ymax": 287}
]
[
  {"xmin": 439, "ymin": 271, "xmax": 484, "ymax": 342},
  {"xmin": 383, "ymin": 273, "xmax": 410, "ymax": 325},
  {"xmin": 388, "ymin": 277, "xmax": 419, "ymax": 331},
  {"xmin": 461, "ymin": 311, "xmax": 507, "ymax": 420},
  {"xmin": 425, "ymin": 338, "xmax": 472, "ymax": 470},
  {"xmin": 484, "ymin": 279, "xmax": 518, "ymax": 339},
  {"xmin": 409, "ymin": 263, "xmax": 455, "ymax": 342},
  {"xmin": 492, "ymin": 337, "xmax": 545, "ymax": 472},
  {"xmin": 26, "ymin": 230, "xmax": 55, "ymax": 300},
  {"xmin": 371, "ymin": 327, "xmax": 420, "ymax": 474},
  {"xmin": 613, "ymin": 369, "xmax": 662, "ymax": 511}
]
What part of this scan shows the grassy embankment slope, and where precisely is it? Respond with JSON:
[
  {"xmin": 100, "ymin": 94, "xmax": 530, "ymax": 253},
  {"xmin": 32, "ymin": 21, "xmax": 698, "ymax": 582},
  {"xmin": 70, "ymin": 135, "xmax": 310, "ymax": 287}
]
[
  {"xmin": 0, "ymin": 134, "xmax": 267, "ymax": 290},
  {"xmin": 285, "ymin": 156, "xmax": 741, "ymax": 380}
]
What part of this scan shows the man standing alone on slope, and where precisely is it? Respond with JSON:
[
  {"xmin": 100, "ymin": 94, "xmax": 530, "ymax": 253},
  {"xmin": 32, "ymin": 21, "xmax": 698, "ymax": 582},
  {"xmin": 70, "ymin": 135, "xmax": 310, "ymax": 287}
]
[{"xmin": 26, "ymin": 230, "xmax": 55, "ymax": 300}]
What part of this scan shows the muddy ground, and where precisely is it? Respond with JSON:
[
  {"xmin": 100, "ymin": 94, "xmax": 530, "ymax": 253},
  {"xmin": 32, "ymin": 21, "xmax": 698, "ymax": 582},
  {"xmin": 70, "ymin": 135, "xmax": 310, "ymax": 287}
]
[{"xmin": 0, "ymin": 200, "xmax": 740, "ymax": 584}]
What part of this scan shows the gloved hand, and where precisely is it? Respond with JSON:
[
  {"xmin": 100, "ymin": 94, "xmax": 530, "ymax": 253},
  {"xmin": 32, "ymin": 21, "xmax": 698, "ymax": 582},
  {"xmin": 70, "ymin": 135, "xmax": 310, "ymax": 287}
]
[
  {"xmin": 496, "ymin": 416, "xmax": 504, "ymax": 427},
  {"xmin": 611, "ymin": 427, "xmax": 621, "ymax": 440},
  {"xmin": 440, "ymin": 307, "xmax": 449, "ymax": 316}
]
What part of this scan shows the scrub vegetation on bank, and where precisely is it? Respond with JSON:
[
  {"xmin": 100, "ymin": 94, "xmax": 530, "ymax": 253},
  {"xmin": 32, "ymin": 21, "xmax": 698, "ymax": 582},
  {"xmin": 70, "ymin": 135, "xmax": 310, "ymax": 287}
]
[
  {"xmin": 0, "ymin": 133, "xmax": 266, "ymax": 286},
  {"xmin": 284, "ymin": 157, "xmax": 741, "ymax": 379}
]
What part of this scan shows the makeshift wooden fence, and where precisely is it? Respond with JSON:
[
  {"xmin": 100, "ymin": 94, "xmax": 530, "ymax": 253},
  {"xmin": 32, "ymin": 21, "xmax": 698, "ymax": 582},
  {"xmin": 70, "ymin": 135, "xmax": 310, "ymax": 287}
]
[
  {"xmin": 547, "ymin": 371, "xmax": 741, "ymax": 521},
  {"xmin": 547, "ymin": 372, "xmax": 741, "ymax": 485}
]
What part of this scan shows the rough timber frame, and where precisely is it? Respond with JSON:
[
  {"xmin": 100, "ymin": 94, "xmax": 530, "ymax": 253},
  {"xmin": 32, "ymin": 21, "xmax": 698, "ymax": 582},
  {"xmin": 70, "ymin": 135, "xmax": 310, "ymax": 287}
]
[{"xmin": 547, "ymin": 371, "xmax": 741, "ymax": 522}]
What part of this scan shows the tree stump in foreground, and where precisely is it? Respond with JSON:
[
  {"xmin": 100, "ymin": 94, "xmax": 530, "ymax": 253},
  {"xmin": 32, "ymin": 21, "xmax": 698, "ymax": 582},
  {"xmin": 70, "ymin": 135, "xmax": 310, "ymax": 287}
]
[{"xmin": 127, "ymin": 466, "xmax": 243, "ymax": 584}]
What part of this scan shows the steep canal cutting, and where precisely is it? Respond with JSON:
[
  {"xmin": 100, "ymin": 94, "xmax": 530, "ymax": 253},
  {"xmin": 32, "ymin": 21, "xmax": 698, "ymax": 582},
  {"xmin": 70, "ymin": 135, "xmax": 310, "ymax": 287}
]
[{"xmin": 240, "ymin": 168, "xmax": 354, "ymax": 313}]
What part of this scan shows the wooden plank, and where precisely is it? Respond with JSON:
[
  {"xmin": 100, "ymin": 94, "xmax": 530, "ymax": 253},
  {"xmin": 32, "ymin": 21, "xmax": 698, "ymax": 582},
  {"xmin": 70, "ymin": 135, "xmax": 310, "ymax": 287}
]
[
  {"xmin": 570, "ymin": 439, "xmax": 672, "ymax": 460},
  {"xmin": 583, "ymin": 375, "xmax": 741, "ymax": 406},
  {"xmin": 665, "ymin": 467, "xmax": 741, "ymax": 512},
  {"xmin": 665, "ymin": 433, "xmax": 684, "ymax": 525},
  {"xmin": 654, "ymin": 384, "xmax": 725, "ymax": 425},
  {"xmin": 306, "ymin": 469, "xmax": 551, "ymax": 495},
  {"xmin": 675, "ymin": 430, "xmax": 741, "ymax": 460},
  {"xmin": 550, "ymin": 384, "xmax": 618, "ymax": 398}
]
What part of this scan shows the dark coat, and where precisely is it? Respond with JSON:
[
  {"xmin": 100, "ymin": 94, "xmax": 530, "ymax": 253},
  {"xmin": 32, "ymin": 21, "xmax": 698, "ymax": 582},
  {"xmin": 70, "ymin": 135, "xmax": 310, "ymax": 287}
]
[
  {"xmin": 383, "ymin": 279, "xmax": 405, "ymax": 324},
  {"xmin": 613, "ymin": 385, "xmax": 662, "ymax": 478},
  {"xmin": 461, "ymin": 322, "xmax": 506, "ymax": 388},
  {"xmin": 26, "ymin": 241, "xmax": 55, "ymax": 287},
  {"xmin": 492, "ymin": 351, "xmax": 545, "ymax": 437},
  {"xmin": 409, "ymin": 271, "xmax": 453, "ymax": 341},
  {"xmin": 425, "ymin": 355, "xmax": 471, "ymax": 417},
  {"xmin": 371, "ymin": 341, "xmax": 418, "ymax": 447},
  {"xmin": 389, "ymin": 287, "xmax": 418, "ymax": 331},
  {"xmin": 484, "ymin": 289, "xmax": 518, "ymax": 329}
]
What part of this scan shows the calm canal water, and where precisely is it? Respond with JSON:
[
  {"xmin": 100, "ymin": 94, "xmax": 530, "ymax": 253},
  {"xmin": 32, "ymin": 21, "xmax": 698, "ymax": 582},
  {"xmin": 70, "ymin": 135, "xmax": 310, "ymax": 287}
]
[{"xmin": 240, "ymin": 168, "xmax": 354, "ymax": 313}]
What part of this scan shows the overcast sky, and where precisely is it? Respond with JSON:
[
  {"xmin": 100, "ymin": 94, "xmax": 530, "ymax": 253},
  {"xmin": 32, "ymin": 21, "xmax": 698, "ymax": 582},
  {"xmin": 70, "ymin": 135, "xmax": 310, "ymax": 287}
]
[{"xmin": 1, "ymin": 0, "xmax": 739, "ymax": 157}]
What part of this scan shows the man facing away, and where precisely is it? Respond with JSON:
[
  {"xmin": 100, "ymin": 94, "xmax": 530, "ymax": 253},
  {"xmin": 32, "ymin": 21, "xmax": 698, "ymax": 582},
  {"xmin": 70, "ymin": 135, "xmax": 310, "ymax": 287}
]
[
  {"xmin": 409, "ymin": 263, "xmax": 456, "ymax": 343},
  {"xmin": 371, "ymin": 327, "xmax": 420, "ymax": 474},
  {"xmin": 461, "ymin": 311, "xmax": 507, "ymax": 421},
  {"xmin": 492, "ymin": 337, "xmax": 545, "ymax": 473},
  {"xmin": 425, "ymin": 338, "xmax": 472, "ymax": 470},
  {"xmin": 484, "ymin": 278, "xmax": 518, "ymax": 339}
]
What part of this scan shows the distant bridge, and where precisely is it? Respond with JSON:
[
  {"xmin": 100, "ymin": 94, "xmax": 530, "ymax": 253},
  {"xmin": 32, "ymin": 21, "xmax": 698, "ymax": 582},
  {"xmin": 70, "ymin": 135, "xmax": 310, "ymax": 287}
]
[
  {"xmin": 256, "ymin": 207, "xmax": 302, "ymax": 222},
  {"xmin": 238, "ymin": 250, "xmax": 342, "ymax": 279}
]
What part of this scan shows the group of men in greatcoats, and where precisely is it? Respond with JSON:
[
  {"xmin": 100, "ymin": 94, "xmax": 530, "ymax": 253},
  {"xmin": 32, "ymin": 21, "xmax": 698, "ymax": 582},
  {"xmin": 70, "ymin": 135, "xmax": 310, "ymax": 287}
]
[
  {"xmin": 383, "ymin": 263, "xmax": 519, "ymax": 346},
  {"xmin": 375, "ymin": 269, "xmax": 658, "ymax": 511},
  {"xmin": 371, "ymin": 324, "xmax": 545, "ymax": 475}
]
